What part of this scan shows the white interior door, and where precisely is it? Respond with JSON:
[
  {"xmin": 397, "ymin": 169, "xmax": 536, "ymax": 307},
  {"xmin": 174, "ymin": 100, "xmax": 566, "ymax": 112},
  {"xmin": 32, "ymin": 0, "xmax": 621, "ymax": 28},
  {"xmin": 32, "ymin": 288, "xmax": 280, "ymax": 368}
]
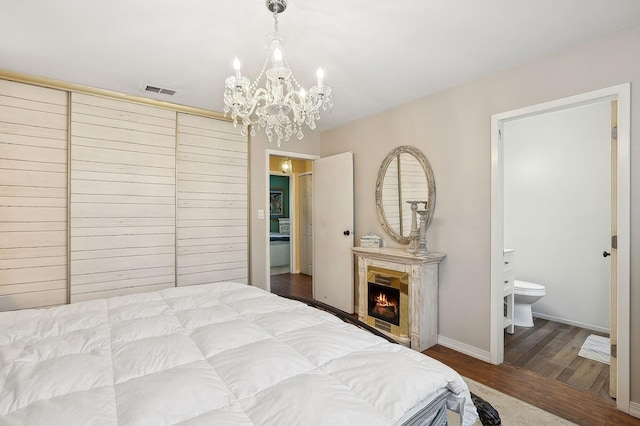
[
  {"xmin": 300, "ymin": 173, "xmax": 313, "ymax": 275},
  {"xmin": 313, "ymin": 152, "xmax": 354, "ymax": 313}
]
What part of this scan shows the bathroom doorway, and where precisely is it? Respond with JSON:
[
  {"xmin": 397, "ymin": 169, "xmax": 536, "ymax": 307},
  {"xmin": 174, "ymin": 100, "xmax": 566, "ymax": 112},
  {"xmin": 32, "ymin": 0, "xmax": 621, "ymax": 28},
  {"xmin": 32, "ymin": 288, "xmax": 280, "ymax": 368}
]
[
  {"xmin": 504, "ymin": 101, "xmax": 611, "ymax": 331},
  {"xmin": 490, "ymin": 84, "xmax": 630, "ymax": 411}
]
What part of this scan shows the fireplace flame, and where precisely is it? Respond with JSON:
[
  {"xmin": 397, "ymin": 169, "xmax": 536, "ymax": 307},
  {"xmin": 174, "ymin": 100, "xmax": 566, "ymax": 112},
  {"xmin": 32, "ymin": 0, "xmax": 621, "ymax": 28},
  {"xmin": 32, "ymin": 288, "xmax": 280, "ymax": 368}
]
[
  {"xmin": 375, "ymin": 292, "xmax": 398, "ymax": 312},
  {"xmin": 376, "ymin": 292, "xmax": 391, "ymax": 307}
]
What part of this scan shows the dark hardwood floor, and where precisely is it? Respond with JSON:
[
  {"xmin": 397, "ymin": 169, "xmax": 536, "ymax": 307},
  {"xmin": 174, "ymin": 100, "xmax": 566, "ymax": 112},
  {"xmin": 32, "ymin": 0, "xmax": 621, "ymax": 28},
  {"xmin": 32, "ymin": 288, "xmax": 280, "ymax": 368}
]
[
  {"xmin": 505, "ymin": 317, "xmax": 611, "ymax": 398},
  {"xmin": 270, "ymin": 272, "xmax": 313, "ymax": 299},
  {"xmin": 426, "ymin": 345, "xmax": 639, "ymax": 425},
  {"xmin": 271, "ymin": 273, "xmax": 640, "ymax": 425}
]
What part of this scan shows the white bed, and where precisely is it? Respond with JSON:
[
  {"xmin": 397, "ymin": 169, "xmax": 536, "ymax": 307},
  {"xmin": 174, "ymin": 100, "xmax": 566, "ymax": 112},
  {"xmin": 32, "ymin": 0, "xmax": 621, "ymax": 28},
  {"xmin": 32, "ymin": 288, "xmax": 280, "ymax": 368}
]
[{"xmin": 0, "ymin": 282, "xmax": 478, "ymax": 425}]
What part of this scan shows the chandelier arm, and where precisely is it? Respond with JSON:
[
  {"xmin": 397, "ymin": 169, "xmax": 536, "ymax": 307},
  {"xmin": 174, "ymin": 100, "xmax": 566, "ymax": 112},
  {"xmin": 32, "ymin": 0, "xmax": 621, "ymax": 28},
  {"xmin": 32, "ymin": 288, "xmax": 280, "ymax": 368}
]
[
  {"xmin": 288, "ymin": 96, "xmax": 308, "ymax": 124},
  {"xmin": 305, "ymin": 95, "xmax": 324, "ymax": 111},
  {"xmin": 282, "ymin": 89, "xmax": 305, "ymax": 104},
  {"xmin": 252, "ymin": 87, "xmax": 270, "ymax": 103},
  {"xmin": 240, "ymin": 90, "xmax": 271, "ymax": 122}
]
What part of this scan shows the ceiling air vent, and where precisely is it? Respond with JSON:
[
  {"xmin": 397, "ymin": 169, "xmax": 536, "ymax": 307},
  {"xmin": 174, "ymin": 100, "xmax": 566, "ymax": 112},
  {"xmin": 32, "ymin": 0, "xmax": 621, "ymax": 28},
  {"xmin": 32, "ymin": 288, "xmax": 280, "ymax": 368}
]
[{"xmin": 144, "ymin": 85, "xmax": 176, "ymax": 96}]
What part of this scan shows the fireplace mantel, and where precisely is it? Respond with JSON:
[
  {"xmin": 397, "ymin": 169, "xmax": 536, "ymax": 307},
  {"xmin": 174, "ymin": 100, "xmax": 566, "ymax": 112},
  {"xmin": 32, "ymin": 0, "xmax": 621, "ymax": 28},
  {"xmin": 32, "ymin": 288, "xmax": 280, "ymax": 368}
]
[{"xmin": 351, "ymin": 247, "xmax": 445, "ymax": 351}]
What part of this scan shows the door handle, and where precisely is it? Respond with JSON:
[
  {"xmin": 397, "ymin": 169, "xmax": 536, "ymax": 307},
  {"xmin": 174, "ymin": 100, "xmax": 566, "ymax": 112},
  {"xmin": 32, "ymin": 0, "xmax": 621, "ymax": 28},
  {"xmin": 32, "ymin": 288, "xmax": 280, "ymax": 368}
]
[
  {"xmin": 603, "ymin": 251, "xmax": 611, "ymax": 257},
  {"xmin": 343, "ymin": 230, "xmax": 350, "ymax": 236}
]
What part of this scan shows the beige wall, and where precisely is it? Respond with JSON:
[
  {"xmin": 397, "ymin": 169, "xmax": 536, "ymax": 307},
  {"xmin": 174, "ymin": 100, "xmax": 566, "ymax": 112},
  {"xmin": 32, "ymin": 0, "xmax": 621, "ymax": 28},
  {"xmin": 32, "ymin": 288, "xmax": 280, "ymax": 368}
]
[
  {"xmin": 249, "ymin": 132, "xmax": 320, "ymax": 290},
  {"xmin": 319, "ymin": 26, "xmax": 640, "ymax": 402}
]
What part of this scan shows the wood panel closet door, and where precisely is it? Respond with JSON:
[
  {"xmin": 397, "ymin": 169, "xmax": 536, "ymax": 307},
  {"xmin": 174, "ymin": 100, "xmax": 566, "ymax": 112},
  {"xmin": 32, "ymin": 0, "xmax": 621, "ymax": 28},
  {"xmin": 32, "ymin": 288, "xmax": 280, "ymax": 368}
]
[
  {"xmin": 69, "ymin": 93, "xmax": 176, "ymax": 302},
  {"xmin": 0, "ymin": 80, "xmax": 68, "ymax": 310},
  {"xmin": 176, "ymin": 114, "xmax": 248, "ymax": 286}
]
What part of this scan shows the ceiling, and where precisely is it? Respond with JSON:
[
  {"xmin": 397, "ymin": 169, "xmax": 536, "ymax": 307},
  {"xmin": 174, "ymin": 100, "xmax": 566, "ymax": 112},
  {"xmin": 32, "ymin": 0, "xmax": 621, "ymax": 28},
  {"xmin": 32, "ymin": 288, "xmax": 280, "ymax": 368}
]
[{"xmin": 2, "ymin": 0, "xmax": 640, "ymax": 131}]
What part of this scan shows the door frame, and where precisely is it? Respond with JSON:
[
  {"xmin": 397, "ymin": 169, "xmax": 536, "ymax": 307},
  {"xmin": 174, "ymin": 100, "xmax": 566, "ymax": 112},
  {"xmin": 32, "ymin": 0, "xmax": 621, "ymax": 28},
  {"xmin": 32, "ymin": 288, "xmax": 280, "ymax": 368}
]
[
  {"xmin": 265, "ymin": 150, "xmax": 319, "ymax": 292},
  {"xmin": 489, "ymin": 83, "xmax": 630, "ymax": 412}
]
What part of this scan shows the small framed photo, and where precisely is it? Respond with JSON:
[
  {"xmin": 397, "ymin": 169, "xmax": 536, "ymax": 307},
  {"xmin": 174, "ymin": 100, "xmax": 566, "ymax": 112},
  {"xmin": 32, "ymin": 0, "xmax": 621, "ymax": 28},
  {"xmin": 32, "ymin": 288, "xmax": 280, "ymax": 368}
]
[{"xmin": 270, "ymin": 189, "xmax": 284, "ymax": 218}]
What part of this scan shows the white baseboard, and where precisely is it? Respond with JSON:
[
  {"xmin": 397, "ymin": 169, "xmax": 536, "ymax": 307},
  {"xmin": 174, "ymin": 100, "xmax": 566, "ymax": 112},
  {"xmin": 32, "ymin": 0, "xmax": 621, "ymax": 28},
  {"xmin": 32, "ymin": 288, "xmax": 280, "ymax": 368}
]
[
  {"xmin": 437, "ymin": 335, "xmax": 491, "ymax": 363},
  {"xmin": 532, "ymin": 312, "xmax": 610, "ymax": 334},
  {"xmin": 630, "ymin": 401, "xmax": 640, "ymax": 419}
]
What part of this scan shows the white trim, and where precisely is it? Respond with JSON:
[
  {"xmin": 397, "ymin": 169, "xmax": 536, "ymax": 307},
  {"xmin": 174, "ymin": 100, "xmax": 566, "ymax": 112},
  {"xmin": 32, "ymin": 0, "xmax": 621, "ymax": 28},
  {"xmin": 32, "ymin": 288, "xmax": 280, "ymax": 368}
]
[
  {"xmin": 490, "ymin": 83, "xmax": 631, "ymax": 413},
  {"xmin": 437, "ymin": 336, "xmax": 491, "ymax": 363},
  {"xmin": 629, "ymin": 401, "xmax": 640, "ymax": 419},
  {"xmin": 531, "ymin": 313, "xmax": 609, "ymax": 335},
  {"xmin": 265, "ymin": 150, "xmax": 319, "ymax": 292},
  {"xmin": 616, "ymin": 84, "xmax": 631, "ymax": 414},
  {"xmin": 490, "ymin": 116, "xmax": 504, "ymax": 364},
  {"xmin": 289, "ymin": 174, "xmax": 296, "ymax": 271},
  {"xmin": 297, "ymin": 171, "xmax": 313, "ymax": 275}
]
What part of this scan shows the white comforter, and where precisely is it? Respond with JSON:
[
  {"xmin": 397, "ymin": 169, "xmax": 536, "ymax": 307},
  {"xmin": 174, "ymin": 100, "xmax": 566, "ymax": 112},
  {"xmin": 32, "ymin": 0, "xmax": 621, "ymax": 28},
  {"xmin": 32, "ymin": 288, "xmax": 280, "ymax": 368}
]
[{"xmin": 0, "ymin": 282, "xmax": 478, "ymax": 425}]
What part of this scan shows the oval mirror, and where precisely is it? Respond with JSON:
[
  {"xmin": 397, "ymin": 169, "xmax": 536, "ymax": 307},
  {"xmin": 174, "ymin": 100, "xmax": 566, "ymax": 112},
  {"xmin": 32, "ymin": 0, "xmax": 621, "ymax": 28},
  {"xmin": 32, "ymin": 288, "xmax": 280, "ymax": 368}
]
[{"xmin": 375, "ymin": 145, "xmax": 436, "ymax": 244}]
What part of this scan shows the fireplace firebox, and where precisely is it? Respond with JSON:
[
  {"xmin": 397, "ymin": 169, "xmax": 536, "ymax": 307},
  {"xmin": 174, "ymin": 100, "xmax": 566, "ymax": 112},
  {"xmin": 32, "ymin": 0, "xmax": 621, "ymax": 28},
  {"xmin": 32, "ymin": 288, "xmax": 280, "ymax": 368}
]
[
  {"xmin": 368, "ymin": 283, "xmax": 400, "ymax": 326},
  {"xmin": 365, "ymin": 266, "xmax": 409, "ymax": 337}
]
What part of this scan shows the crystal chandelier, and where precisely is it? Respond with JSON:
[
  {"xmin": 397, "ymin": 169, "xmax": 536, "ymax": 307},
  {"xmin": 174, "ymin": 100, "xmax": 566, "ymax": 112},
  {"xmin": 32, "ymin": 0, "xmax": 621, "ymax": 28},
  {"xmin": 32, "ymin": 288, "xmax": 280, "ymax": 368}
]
[{"xmin": 223, "ymin": 0, "xmax": 333, "ymax": 147}]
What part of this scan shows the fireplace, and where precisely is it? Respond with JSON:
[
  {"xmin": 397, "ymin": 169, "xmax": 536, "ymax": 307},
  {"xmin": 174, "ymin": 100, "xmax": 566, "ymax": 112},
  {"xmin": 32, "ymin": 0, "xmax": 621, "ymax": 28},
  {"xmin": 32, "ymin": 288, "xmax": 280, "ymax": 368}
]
[
  {"xmin": 353, "ymin": 247, "xmax": 445, "ymax": 351},
  {"xmin": 365, "ymin": 266, "xmax": 409, "ymax": 337}
]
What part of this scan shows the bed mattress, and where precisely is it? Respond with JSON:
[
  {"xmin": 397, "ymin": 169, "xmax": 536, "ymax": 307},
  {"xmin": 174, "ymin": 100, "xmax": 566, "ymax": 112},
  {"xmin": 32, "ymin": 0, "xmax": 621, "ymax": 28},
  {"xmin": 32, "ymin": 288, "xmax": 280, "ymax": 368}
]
[{"xmin": 0, "ymin": 282, "xmax": 477, "ymax": 425}]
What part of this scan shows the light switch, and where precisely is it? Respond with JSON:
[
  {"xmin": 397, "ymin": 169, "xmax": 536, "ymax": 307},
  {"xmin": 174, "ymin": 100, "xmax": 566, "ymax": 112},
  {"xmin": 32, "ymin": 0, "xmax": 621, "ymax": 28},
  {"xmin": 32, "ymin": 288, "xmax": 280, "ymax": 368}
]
[{"xmin": 258, "ymin": 209, "xmax": 265, "ymax": 220}]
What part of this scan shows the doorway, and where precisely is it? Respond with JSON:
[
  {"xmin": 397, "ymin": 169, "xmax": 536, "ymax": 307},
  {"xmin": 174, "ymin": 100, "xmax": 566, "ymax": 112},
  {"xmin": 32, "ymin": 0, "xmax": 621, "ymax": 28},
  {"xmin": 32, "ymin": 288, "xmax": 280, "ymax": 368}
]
[
  {"xmin": 490, "ymin": 84, "xmax": 631, "ymax": 412},
  {"xmin": 501, "ymin": 101, "xmax": 613, "ymax": 398},
  {"xmin": 266, "ymin": 152, "xmax": 315, "ymax": 299},
  {"xmin": 264, "ymin": 150, "xmax": 355, "ymax": 313}
]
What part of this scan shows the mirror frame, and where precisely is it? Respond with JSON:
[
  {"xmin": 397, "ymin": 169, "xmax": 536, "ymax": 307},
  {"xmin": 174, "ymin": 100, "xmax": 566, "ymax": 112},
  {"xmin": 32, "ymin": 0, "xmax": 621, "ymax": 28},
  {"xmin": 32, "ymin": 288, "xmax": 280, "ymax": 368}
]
[{"xmin": 375, "ymin": 145, "xmax": 436, "ymax": 244}]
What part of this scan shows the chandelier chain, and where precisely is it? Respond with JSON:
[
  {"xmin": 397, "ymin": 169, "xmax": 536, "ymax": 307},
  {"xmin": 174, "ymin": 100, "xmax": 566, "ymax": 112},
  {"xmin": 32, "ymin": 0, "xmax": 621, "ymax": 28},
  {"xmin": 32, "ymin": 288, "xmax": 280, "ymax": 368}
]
[{"xmin": 273, "ymin": 7, "xmax": 279, "ymax": 32}]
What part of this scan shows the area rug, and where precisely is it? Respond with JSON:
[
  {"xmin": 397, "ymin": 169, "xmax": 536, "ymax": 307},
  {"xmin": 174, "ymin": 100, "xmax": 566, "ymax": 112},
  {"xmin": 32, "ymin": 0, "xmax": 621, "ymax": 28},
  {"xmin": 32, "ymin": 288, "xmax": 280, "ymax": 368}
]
[
  {"xmin": 447, "ymin": 377, "xmax": 577, "ymax": 425},
  {"xmin": 578, "ymin": 334, "xmax": 610, "ymax": 365}
]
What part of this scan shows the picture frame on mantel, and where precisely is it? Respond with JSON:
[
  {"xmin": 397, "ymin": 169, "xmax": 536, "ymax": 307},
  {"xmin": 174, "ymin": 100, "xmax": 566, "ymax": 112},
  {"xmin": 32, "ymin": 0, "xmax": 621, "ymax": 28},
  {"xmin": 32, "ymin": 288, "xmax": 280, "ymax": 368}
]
[{"xmin": 270, "ymin": 188, "xmax": 283, "ymax": 218}]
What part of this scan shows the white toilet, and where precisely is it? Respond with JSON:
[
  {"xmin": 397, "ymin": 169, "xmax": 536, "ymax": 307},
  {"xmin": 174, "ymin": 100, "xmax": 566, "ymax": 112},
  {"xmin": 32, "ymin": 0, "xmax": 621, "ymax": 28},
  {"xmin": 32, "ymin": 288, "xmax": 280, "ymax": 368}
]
[{"xmin": 513, "ymin": 279, "xmax": 546, "ymax": 327}]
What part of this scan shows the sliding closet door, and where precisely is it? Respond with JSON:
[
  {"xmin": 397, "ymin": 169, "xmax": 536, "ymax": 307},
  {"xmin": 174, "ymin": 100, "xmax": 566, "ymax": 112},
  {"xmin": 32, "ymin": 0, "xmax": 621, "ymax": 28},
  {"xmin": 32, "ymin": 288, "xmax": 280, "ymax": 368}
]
[
  {"xmin": 69, "ymin": 93, "xmax": 176, "ymax": 302},
  {"xmin": 0, "ymin": 80, "xmax": 68, "ymax": 310},
  {"xmin": 176, "ymin": 114, "xmax": 248, "ymax": 286}
]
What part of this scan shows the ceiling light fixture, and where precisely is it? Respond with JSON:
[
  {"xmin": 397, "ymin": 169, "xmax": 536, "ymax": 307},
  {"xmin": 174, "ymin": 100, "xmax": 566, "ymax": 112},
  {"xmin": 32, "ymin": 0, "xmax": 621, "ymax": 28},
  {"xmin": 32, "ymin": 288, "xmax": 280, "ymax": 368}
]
[
  {"xmin": 280, "ymin": 158, "xmax": 292, "ymax": 174},
  {"xmin": 223, "ymin": 0, "xmax": 333, "ymax": 147}
]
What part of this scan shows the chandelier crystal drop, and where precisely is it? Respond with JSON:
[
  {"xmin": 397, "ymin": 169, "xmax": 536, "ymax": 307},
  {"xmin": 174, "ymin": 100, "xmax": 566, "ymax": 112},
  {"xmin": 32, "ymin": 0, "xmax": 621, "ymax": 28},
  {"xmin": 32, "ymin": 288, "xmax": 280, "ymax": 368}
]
[{"xmin": 223, "ymin": 0, "xmax": 333, "ymax": 147}]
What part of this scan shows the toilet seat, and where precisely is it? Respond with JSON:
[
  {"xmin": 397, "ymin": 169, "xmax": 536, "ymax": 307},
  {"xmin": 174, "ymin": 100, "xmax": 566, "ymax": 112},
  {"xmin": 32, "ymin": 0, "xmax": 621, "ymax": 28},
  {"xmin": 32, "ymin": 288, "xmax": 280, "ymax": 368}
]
[{"xmin": 514, "ymin": 279, "xmax": 545, "ymax": 296}]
